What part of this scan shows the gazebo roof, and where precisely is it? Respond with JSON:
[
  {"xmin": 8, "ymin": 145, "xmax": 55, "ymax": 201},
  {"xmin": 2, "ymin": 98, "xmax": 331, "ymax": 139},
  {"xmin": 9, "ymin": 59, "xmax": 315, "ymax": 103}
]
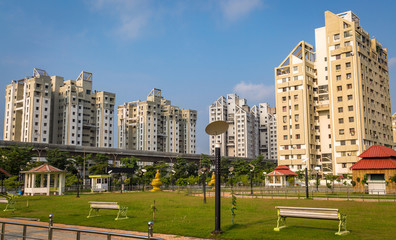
[
  {"xmin": 20, "ymin": 164, "xmax": 66, "ymax": 173},
  {"xmin": 268, "ymin": 165, "xmax": 297, "ymax": 176},
  {"xmin": 358, "ymin": 145, "xmax": 396, "ymax": 158},
  {"xmin": 0, "ymin": 168, "xmax": 11, "ymax": 177},
  {"xmin": 351, "ymin": 145, "xmax": 396, "ymax": 170}
]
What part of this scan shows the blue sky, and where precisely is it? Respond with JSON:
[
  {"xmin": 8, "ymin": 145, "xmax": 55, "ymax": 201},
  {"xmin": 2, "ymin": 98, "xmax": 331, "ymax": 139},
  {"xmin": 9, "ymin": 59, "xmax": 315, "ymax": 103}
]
[{"xmin": 1, "ymin": 0, "xmax": 396, "ymax": 154}]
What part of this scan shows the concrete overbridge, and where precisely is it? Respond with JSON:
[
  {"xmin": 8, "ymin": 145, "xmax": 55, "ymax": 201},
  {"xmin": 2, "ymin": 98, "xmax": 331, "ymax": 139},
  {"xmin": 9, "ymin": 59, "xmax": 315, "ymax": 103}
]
[{"xmin": 0, "ymin": 140, "xmax": 263, "ymax": 164}]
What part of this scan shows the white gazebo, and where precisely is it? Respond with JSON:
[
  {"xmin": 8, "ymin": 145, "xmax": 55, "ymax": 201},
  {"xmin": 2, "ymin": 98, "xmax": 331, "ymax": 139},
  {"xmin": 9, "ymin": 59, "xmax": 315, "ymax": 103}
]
[
  {"xmin": 21, "ymin": 164, "xmax": 67, "ymax": 196},
  {"xmin": 267, "ymin": 165, "xmax": 297, "ymax": 187}
]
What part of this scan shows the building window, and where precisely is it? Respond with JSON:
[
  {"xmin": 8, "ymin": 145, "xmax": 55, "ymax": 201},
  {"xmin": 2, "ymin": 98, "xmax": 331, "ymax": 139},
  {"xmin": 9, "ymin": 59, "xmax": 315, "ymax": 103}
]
[
  {"xmin": 336, "ymin": 54, "xmax": 341, "ymax": 60},
  {"xmin": 334, "ymin": 33, "xmax": 340, "ymax": 41},
  {"xmin": 295, "ymin": 114, "xmax": 299, "ymax": 122},
  {"xmin": 346, "ymin": 73, "xmax": 352, "ymax": 79},
  {"xmin": 294, "ymin": 105, "xmax": 299, "ymax": 110},
  {"xmin": 347, "ymin": 84, "xmax": 352, "ymax": 89},
  {"xmin": 293, "ymin": 66, "xmax": 298, "ymax": 72},
  {"xmin": 339, "ymin": 118, "xmax": 344, "ymax": 124},
  {"xmin": 283, "ymin": 135, "xmax": 288, "ymax": 140},
  {"xmin": 336, "ymin": 75, "xmax": 341, "ymax": 81},
  {"xmin": 344, "ymin": 30, "xmax": 352, "ymax": 38},
  {"xmin": 346, "ymin": 62, "xmax": 351, "ymax": 68},
  {"xmin": 282, "ymin": 96, "xmax": 286, "ymax": 102},
  {"xmin": 349, "ymin": 117, "xmax": 354, "ymax": 122},
  {"xmin": 296, "ymin": 134, "xmax": 300, "ymax": 139},
  {"xmin": 350, "ymin": 128, "xmax": 355, "ymax": 135},
  {"xmin": 283, "ymin": 116, "xmax": 287, "ymax": 123},
  {"xmin": 348, "ymin": 106, "xmax": 353, "ymax": 111},
  {"xmin": 341, "ymin": 140, "xmax": 346, "ymax": 145},
  {"xmin": 336, "ymin": 65, "xmax": 341, "ymax": 71},
  {"xmin": 347, "ymin": 95, "xmax": 353, "ymax": 100},
  {"xmin": 337, "ymin": 96, "xmax": 343, "ymax": 102},
  {"xmin": 337, "ymin": 86, "xmax": 342, "ymax": 91},
  {"xmin": 335, "ymin": 44, "xmax": 340, "ymax": 49},
  {"xmin": 339, "ymin": 129, "xmax": 344, "ymax": 135},
  {"xmin": 345, "ymin": 52, "xmax": 352, "ymax": 57},
  {"xmin": 295, "ymin": 124, "xmax": 300, "ymax": 129},
  {"xmin": 282, "ymin": 106, "xmax": 287, "ymax": 112},
  {"xmin": 338, "ymin": 107, "xmax": 343, "ymax": 113},
  {"xmin": 294, "ymin": 95, "xmax": 298, "ymax": 100},
  {"xmin": 283, "ymin": 126, "xmax": 287, "ymax": 130},
  {"xmin": 342, "ymin": 163, "xmax": 347, "ymax": 168}
]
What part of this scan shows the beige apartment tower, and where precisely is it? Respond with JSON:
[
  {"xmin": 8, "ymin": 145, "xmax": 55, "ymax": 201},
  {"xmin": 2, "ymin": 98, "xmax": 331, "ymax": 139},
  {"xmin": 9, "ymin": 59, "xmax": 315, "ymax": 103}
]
[
  {"xmin": 275, "ymin": 11, "xmax": 392, "ymax": 175},
  {"xmin": 118, "ymin": 88, "xmax": 197, "ymax": 154},
  {"xmin": 209, "ymin": 94, "xmax": 277, "ymax": 160},
  {"xmin": 4, "ymin": 68, "xmax": 115, "ymax": 147}
]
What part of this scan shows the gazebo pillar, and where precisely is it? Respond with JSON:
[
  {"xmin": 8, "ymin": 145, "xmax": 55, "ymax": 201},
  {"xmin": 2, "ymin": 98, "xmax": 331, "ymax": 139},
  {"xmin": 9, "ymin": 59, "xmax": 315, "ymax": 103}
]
[
  {"xmin": 40, "ymin": 174, "xmax": 44, "ymax": 188},
  {"xmin": 58, "ymin": 173, "xmax": 64, "ymax": 195},
  {"xmin": 24, "ymin": 173, "xmax": 28, "ymax": 195},
  {"xmin": 46, "ymin": 173, "xmax": 51, "ymax": 196},
  {"xmin": 31, "ymin": 173, "xmax": 36, "ymax": 196}
]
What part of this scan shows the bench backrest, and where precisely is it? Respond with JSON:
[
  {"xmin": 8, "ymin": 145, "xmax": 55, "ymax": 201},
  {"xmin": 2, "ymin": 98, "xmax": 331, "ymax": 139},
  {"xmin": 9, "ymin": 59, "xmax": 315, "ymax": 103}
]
[
  {"xmin": 276, "ymin": 206, "xmax": 339, "ymax": 220},
  {"xmin": 89, "ymin": 201, "xmax": 120, "ymax": 210},
  {"xmin": 0, "ymin": 198, "xmax": 8, "ymax": 203}
]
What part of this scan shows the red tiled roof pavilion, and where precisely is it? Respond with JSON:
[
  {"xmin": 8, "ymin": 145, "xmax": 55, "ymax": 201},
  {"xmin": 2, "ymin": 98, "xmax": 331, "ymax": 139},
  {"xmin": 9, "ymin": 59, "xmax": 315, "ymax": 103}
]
[{"xmin": 350, "ymin": 145, "xmax": 396, "ymax": 170}]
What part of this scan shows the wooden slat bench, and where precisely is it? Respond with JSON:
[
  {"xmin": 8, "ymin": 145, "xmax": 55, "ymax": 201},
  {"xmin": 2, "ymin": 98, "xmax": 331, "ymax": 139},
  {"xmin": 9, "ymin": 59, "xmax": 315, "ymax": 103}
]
[
  {"xmin": 274, "ymin": 206, "xmax": 349, "ymax": 235},
  {"xmin": 87, "ymin": 201, "xmax": 128, "ymax": 220},
  {"xmin": 0, "ymin": 197, "xmax": 16, "ymax": 212}
]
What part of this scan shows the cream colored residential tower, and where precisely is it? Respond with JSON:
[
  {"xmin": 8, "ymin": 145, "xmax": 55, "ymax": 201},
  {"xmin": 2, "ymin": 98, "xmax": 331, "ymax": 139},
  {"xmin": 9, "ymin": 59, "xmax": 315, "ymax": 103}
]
[
  {"xmin": 275, "ymin": 11, "xmax": 392, "ymax": 175},
  {"xmin": 3, "ymin": 68, "xmax": 116, "ymax": 148},
  {"xmin": 209, "ymin": 94, "xmax": 277, "ymax": 160},
  {"xmin": 117, "ymin": 88, "xmax": 197, "ymax": 154}
]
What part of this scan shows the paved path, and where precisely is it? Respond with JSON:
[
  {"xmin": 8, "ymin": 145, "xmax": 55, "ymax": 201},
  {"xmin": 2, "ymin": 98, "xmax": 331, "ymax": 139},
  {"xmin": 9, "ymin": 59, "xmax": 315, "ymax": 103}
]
[{"xmin": 0, "ymin": 218, "xmax": 208, "ymax": 240}]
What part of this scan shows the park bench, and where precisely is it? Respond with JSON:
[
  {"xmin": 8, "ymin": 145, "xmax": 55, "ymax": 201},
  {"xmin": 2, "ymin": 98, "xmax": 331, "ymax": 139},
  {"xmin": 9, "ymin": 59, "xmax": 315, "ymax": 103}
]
[
  {"xmin": 274, "ymin": 206, "xmax": 349, "ymax": 235},
  {"xmin": 0, "ymin": 197, "xmax": 16, "ymax": 212},
  {"xmin": 87, "ymin": 201, "xmax": 128, "ymax": 220}
]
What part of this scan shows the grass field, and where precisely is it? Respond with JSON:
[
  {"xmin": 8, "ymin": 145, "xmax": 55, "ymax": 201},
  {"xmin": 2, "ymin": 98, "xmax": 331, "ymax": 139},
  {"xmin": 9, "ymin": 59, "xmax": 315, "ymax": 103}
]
[{"xmin": 1, "ymin": 191, "xmax": 396, "ymax": 239}]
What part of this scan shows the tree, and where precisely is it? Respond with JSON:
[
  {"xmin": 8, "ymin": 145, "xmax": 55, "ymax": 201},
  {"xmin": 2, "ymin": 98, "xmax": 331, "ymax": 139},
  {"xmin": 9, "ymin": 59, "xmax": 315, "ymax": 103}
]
[
  {"xmin": 0, "ymin": 146, "xmax": 33, "ymax": 175},
  {"xmin": 46, "ymin": 148, "xmax": 71, "ymax": 171},
  {"xmin": 120, "ymin": 156, "xmax": 139, "ymax": 177},
  {"xmin": 173, "ymin": 157, "xmax": 198, "ymax": 179},
  {"xmin": 89, "ymin": 153, "xmax": 109, "ymax": 175}
]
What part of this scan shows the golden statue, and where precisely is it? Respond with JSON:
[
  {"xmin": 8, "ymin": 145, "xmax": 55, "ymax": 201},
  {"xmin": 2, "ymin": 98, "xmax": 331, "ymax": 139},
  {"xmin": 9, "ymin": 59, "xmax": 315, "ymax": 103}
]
[
  {"xmin": 150, "ymin": 169, "xmax": 163, "ymax": 192},
  {"xmin": 208, "ymin": 172, "xmax": 216, "ymax": 189}
]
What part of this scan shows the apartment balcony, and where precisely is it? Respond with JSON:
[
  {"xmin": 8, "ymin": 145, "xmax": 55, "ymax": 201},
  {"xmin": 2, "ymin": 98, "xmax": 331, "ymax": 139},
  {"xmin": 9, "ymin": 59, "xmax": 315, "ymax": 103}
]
[{"xmin": 316, "ymin": 104, "xmax": 329, "ymax": 111}]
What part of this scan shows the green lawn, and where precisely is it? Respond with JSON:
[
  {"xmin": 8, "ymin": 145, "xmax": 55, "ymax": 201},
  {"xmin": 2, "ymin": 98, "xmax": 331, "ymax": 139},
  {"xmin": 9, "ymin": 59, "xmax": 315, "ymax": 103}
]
[{"xmin": 1, "ymin": 192, "xmax": 396, "ymax": 239}]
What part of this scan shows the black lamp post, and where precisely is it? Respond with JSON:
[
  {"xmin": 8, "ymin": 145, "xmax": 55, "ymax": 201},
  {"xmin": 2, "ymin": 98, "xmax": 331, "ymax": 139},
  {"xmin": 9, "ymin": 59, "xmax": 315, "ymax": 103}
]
[
  {"xmin": 205, "ymin": 120, "xmax": 228, "ymax": 235},
  {"xmin": 229, "ymin": 167, "xmax": 234, "ymax": 192},
  {"xmin": 305, "ymin": 167, "xmax": 309, "ymax": 199},
  {"xmin": 142, "ymin": 169, "xmax": 147, "ymax": 192},
  {"xmin": 200, "ymin": 168, "xmax": 207, "ymax": 204},
  {"xmin": 249, "ymin": 164, "xmax": 255, "ymax": 195},
  {"xmin": 76, "ymin": 172, "xmax": 80, "ymax": 198}
]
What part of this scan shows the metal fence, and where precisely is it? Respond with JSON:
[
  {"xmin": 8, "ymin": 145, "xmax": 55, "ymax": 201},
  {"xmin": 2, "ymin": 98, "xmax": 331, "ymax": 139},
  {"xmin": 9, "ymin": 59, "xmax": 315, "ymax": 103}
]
[
  {"xmin": 182, "ymin": 185, "xmax": 396, "ymax": 202},
  {"xmin": 0, "ymin": 215, "xmax": 165, "ymax": 240}
]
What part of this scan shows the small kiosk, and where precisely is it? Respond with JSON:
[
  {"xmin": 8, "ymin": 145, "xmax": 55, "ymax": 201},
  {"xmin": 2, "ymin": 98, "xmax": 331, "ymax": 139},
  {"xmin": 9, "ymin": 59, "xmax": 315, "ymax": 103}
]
[
  {"xmin": 267, "ymin": 165, "xmax": 297, "ymax": 187},
  {"xmin": 21, "ymin": 164, "xmax": 66, "ymax": 196},
  {"xmin": 89, "ymin": 175, "xmax": 111, "ymax": 192}
]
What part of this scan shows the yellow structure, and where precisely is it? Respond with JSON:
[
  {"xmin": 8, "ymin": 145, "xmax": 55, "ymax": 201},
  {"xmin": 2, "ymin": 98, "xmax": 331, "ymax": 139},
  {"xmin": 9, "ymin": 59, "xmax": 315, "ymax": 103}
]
[
  {"xmin": 208, "ymin": 172, "xmax": 215, "ymax": 189},
  {"xmin": 275, "ymin": 11, "xmax": 392, "ymax": 176},
  {"xmin": 150, "ymin": 170, "xmax": 163, "ymax": 192}
]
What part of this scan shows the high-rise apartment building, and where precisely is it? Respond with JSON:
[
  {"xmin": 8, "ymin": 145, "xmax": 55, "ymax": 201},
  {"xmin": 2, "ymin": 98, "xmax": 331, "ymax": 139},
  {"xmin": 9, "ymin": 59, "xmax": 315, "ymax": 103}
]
[
  {"xmin": 275, "ymin": 11, "xmax": 392, "ymax": 175},
  {"xmin": 256, "ymin": 103, "xmax": 277, "ymax": 160},
  {"xmin": 3, "ymin": 68, "xmax": 115, "ymax": 147},
  {"xmin": 209, "ymin": 94, "xmax": 277, "ymax": 160},
  {"xmin": 392, "ymin": 112, "xmax": 396, "ymax": 148},
  {"xmin": 118, "ymin": 88, "xmax": 197, "ymax": 154}
]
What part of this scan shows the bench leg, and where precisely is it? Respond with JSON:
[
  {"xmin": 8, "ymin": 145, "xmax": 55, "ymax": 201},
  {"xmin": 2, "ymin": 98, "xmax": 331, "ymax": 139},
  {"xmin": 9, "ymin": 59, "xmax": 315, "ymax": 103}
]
[
  {"xmin": 3, "ymin": 201, "xmax": 15, "ymax": 212},
  {"xmin": 87, "ymin": 208, "xmax": 100, "ymax": 218},
  {"xmin": 335, "ymin": 214, "xmax": 349, "ymax": 235},
  {"xmin": 274, "ymin": 216, "xmax": 286, "ymax": 231},
  {"xmin": 115, "ymin": 207, "xmax": 128, "ymax": 220}
]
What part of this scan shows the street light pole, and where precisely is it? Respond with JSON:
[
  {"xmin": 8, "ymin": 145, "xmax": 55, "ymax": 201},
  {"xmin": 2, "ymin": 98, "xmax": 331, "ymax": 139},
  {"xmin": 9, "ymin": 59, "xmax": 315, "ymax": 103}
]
[
  {"xmin": 250, "ymin": 170, "xmax": 253, "ymax": 195},
  {"xmin": 305, "ymin": 168, "xmax": 309, "ymax": 199},
  {"xmin": 205, "ymin": 120, "xmax": 228, "ymax": 235}
]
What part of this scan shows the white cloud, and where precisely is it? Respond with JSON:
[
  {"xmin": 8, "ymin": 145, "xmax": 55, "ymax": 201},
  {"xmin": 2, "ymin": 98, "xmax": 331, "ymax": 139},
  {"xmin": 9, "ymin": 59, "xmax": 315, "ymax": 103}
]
[
  {"xmin": 389, "ymin": 57, "xmax": 396, "ymax": 67},
  {"xmin": 233, "ymin": 81, "xmax": 274, "ymax": 103},
  {"xmin": 88, "ymin": 0, "xmax": 152, "ymax": 40},
  {"xmin": 219, "ymin": 0, "xmax": 263, "ymax": 22}
]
